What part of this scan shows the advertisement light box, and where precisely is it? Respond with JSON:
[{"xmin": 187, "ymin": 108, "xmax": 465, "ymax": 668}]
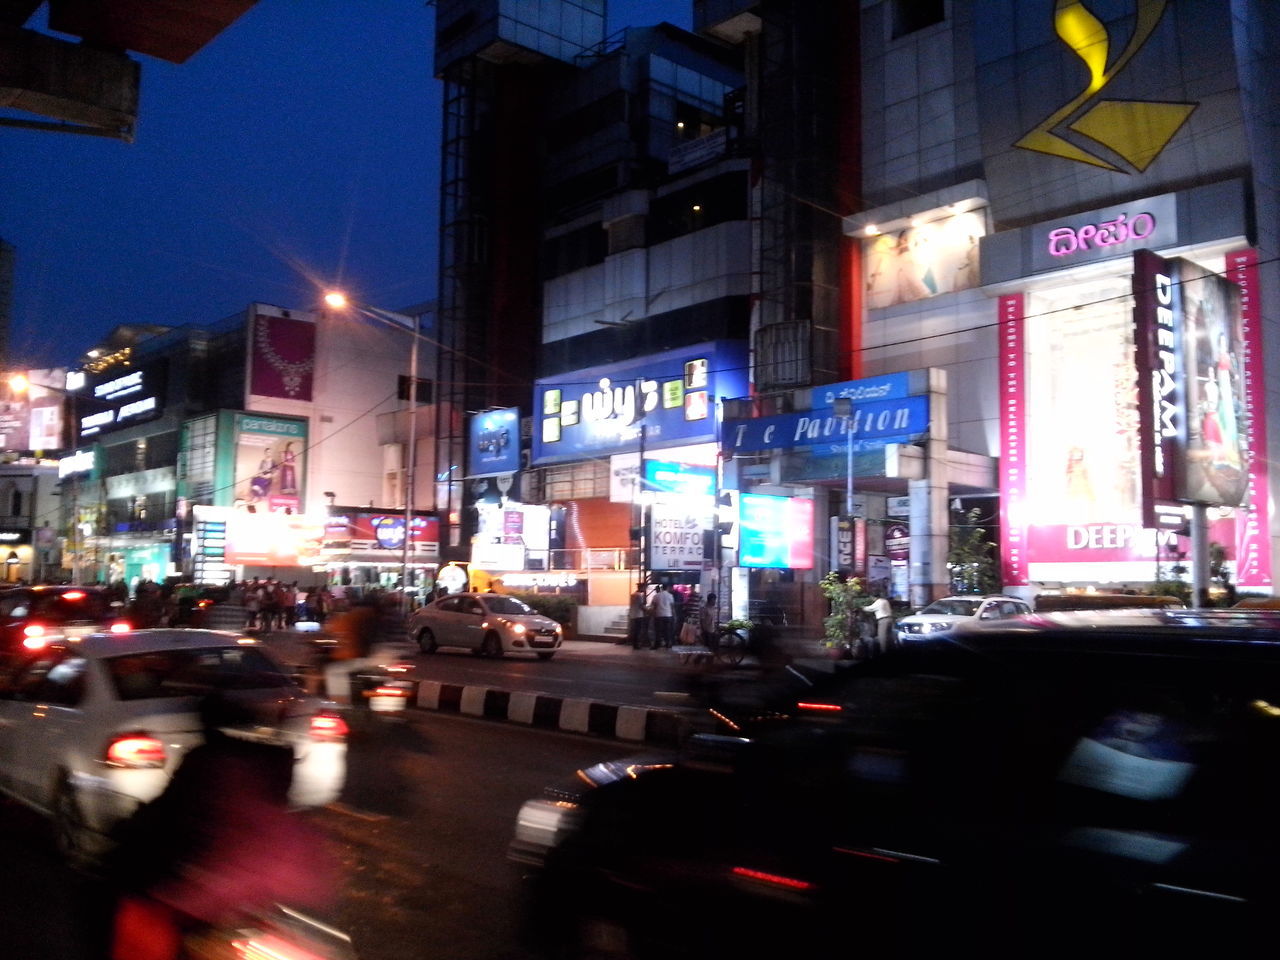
[{"xmin": 739, "ymin": 494, "xmax": 814, "ymax": 569}]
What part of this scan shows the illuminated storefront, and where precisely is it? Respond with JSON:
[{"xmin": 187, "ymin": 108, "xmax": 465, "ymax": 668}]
[{"xmin": 993, "ymin": 183, "xmax": 1269, "ymax": 592}]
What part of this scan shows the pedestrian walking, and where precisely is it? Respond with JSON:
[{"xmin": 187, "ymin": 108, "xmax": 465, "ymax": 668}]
[{"xmin": 650, "ymin": 584, "xmax": 676, "ymax": 649}]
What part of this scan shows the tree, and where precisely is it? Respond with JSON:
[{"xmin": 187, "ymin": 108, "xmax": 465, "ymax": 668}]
[
  {"xmin": 948, "ymin": 508, "xmax": 1000, "ymax": 595},
  {"xmin": 819, "ymin": 571, "xmax": 870, "ymax": 650}
]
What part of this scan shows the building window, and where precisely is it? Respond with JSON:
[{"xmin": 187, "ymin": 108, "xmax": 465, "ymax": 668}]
[
  {"xmin": 892, "ymin": 0, "xmax": 945, "ymax": 39},
  {"xmin": 10, "ymin": 490, "xmax": 21, "ymax": 517}
]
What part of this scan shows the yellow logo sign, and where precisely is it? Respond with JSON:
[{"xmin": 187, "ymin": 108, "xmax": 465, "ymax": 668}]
[{"xmin": 1016, "ymin": 0, "xmax": 1196, "ymax": 172}]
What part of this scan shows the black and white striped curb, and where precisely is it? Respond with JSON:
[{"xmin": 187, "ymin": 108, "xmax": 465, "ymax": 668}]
[{"xmin": 412, "ymin": 680, "xmax": 693, "ymax": 746}]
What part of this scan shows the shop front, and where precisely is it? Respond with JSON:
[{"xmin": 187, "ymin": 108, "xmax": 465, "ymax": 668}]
[
  {"xmin": 521, "ymin": 341, "xmax": 749, "ymax": 638},
  {"xmin": 989, "ymin": 182, "xmax": 1271, "ymax": 598}
]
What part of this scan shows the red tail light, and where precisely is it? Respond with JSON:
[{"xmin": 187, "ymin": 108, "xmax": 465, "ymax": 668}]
[
  {"xmin": 106, "ymin": 734, "xmax": 166, "ymax": 768},
  {"xmin": 62, "ymin": 590, "xmax": 86, "ymax": 601},
  {"xmin": 109, "ymin": 620, "xmax": 132, "ymax": 634},
  {"xmin": 309, "ymin": 713, "xmax": 348, "ymax": 742},
  {"xmin": 731, "ymin": 866, "xmax": 816, "ymax": 891},
  {"xmin": 797, "ymin": 701, "xmax": 843, "ymax": 713}
]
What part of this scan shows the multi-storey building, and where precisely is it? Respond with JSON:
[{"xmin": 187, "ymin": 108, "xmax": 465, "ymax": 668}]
[{"xmin": 57, "ymin": 301, "xmax": 439, "ymax": 592}]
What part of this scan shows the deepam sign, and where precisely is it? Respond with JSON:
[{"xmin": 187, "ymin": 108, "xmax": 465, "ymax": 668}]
[{"xmin": 1032, "ymin": 194, "xmax": 1176, "ymax": 272}]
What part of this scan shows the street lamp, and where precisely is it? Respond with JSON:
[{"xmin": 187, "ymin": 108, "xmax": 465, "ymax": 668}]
[{"xmin": 324, "ymin": 291, "xmax": 423, "ymax": 601}]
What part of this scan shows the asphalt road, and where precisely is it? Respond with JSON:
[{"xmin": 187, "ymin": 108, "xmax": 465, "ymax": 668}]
[{"xmin": 0, "ymin": 710, "xmax": 636, "ymax": 960}]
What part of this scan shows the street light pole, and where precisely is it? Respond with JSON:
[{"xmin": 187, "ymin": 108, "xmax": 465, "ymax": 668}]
[
  {"xmin": 834, "ymin": 397, "xmax": 855, "ymax": 517},
  {"xmin": 324, "ymin": 292, "xmax": 421, "ymax": 605}
]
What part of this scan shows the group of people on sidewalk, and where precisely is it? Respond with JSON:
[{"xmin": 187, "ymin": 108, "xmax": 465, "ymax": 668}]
[{"xmin": 627, "ymin": 583, "xmax": 719, "ymax": 651}]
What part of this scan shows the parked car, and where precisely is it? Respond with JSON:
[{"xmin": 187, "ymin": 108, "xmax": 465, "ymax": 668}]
[
  {"xmin": 408, "ymin": 592, "xmax": 563, "ymax": 659},
  {"xmin": 0, "ymin": 584, "xmax": 128, "ymax": 662},
  {"xmin": 513, "ymin": 609, "xmax": 1280, "ymax": 959},
  {"xmin": 0, "ymin": 628, "xmax": 348, "ymax": 866},
  {"xmin": 895, "ymin": 593, "xmax": 1030, "ymax": 643}
]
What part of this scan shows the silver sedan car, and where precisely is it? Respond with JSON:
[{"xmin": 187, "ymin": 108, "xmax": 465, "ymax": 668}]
[
  {"xmin": 0, "ymin": 628, "xmax": 348, "ymax": 866},
  {"xmin": 408, "ymin": 593, "xmax": 564, "ymax": 659}
]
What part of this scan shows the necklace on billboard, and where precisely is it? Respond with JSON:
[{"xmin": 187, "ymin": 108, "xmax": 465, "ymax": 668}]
[{"xmin": 256, "ymin": 318, "xmax": 314, "ymax": 397}]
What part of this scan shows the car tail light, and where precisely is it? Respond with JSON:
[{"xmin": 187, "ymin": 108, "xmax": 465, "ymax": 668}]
[
  {"xmin": 797, "ymin": 701, "xmax": 843, "ymax": 713},
  {"xmin": 109, "ymin": 620, "xmax": 132, "ymax": 634},
  {"xmin": 106, "ymin": 734, "xmax": 167, "ymax": 768},
  {"xmin": 309, "ymin": 713, "xmax": 348, "ymax": 742},
  {"xmin": 62, "ymin": 590, "xmax": 86, "ymax": 601},
  {"xmin": 22, "ymin": 623, "xmax": 48, "ymax": 648},
  {"xmin": 731, "ymin": 866, "xmax": 816, "ymax": 891}
]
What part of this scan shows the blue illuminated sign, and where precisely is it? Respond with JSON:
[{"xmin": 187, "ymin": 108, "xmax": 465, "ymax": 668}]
[
  {"xmin": 532, "ymin": 341, "xmax": 748, "ymax": 466},
  {"xmin": 468, "ymin": 406, "xmax": 521, "ymax": 478},
  {"xmin": 724, "ymin": 394, "xmax": 928, "ymax": 456},
  {"xmin": 644, "ymin": 460, "xmax": 715, "ymax": 498}
]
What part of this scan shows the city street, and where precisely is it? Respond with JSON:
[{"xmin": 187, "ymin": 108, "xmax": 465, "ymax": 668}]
[{"xmin": 0, "ymin": 710, "xmax": 636, "ymax": 960}]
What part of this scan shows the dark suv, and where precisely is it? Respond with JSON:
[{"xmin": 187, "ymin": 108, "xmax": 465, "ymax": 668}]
[
  {"xmin": 514, "ymin": 609, "xmax": 1280, "ymax": 959},
  {"xmin": 0, "ymin": 585, "xmax": 124, "ymax": 659}
]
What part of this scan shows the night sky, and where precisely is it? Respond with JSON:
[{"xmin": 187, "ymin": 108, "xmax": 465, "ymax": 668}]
[{"xmin": 1, "ymin": 0, "xmax": 691, "ymax": 369}]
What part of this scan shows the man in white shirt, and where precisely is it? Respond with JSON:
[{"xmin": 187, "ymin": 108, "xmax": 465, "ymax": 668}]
[
  {"xmin": 867, "ymin": 591, "xmax": 894, "ymax": 654},
  {"xmin": 650, "ymin": 584, "xmax": 676, "ymax": 649}
]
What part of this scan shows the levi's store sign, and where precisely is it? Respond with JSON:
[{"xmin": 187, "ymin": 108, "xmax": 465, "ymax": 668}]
[{"xmin": 531, "ymin": 341, "xmax": 748, "ymax": 466}]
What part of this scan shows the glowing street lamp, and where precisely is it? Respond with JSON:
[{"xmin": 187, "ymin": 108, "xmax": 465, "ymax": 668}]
[{"xmin": 324, "ymin": 291, "xmax": 424, "ymax": 600}]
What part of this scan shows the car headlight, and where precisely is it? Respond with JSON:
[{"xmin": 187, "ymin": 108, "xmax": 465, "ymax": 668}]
[
  {"xmin": 928, "ymin": 621, "xmax": 953, "ymax": 632},
  {"xmin": 510, "ymin": 798, "xmax": 582, "ymax": 866},
  {"xmin": 554, "ymin": 623, "xmax": 563, "ymax": 634},
  {"xmin": 499, "ymin": 619, "xmax": 526, "ymax": 634}
]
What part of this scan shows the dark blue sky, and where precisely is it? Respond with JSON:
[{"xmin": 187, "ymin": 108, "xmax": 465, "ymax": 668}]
[{"xmin": 1, "ymin": 0, "xmax": 690, "ymax": 369}]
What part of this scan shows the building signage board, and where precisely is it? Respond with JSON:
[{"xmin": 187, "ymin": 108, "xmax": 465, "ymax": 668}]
[
  {"xmin": 811, "ymin": 373, "xmax": 910, "ymax": 409},
  {"xmin": 467, "ymin": 406, "xmax": 520, "ymax": 478},
  {"xmin": 739, "ymin": 495, "xmax": 814, "ymax": 570},
  {"xmin": 532, "ymin": 341, "xmax": 748, "ymax": 466},
  {"xmin": 216, "ymin": 412, "xmax": 307, "ymax": 514},
  {"xmin": 77, "ymin": 360, "xmax": 167, "ymax": 439},
  {"xmin": 1133, "ymin": 249, "xmax": 1247, "ymax": 525},
  {"xmin": 323, "ymin": 509, "xmax": 440, "ymax": 560},
  {"xmin": 1030, "ymin": 194, "xmax": 1177, "ymax": 274},
  {"xmin": 724, "ymin": 395, "xmax": 928, "ymax": 456},
  {"xmin": 58, "ymin": 447, "xmax": 97, "ymax": 479},
  {"xmin": 998, "ymin": 294, "xmax": 1029, "ymax": 586},
  {"xmin": 1226, "ymin": 248, "xmax": 1272, "ymax": 588},
  {"xmin": 648, "ymin": 503, "xmax": 711, "ymax": 572},
  {"xmin": 644, "ymin": 460, "xmax": 715, "ymax": 499}
]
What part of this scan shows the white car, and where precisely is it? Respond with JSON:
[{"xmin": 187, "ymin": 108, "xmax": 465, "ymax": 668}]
[
  {"xmin": 896, "ymin": 595, "xmax": 1032, "ymax": 643},
  {"xmin": 0, "ymin": 628, "xmax": 348, "ymax": 865},
  {"xmin": 408, "ymin": 592, "xmax": 564, "ymax": 659}
]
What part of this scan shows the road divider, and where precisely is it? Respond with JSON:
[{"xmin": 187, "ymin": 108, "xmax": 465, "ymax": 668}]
[{"xmin": 408, "ymin": 679, "xmax": 691, "ymax": 746}]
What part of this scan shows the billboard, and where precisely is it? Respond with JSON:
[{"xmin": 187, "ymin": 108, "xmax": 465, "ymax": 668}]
[
  {"xmin": 532, "ymin": 341, "xmax": 748, "ymax": 466},
  {"xmin": 219, "ymin": 412, "xmax": 307, "ymax": 514},
  {"xmin": 740, "ymin": 495, "xmax": 814, "ymax": 570},
  {"xmin": 323, "ymin": 509, "xmax": 440, "ymax": 560},
  {"xmin": 247, "ymin": 312, "xmax": 317, "ymax": 402},
  {"xmin": 864, "ymin": 209, "xmax": 985, "ymax": 309},
  {"xmin": 1133, "ymin": 250, "xmax": 1247, "ymax": 521},
  {"xmin": 0, "ymin": 371, "xmax": 64, "ymax": 452},
  {"xmin": 468, "ymin": 406, "xmax": 520, "ymax": 478}
]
